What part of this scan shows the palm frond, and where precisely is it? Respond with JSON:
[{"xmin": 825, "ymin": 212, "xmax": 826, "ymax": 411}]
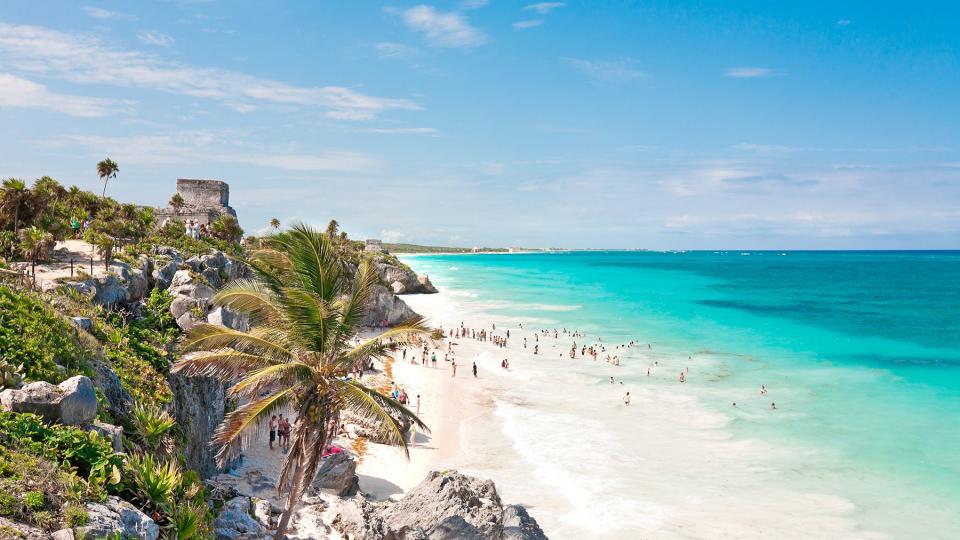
[
  {"xmin": 212, "ymin": 388, "xmax": 292, "ymax": 467},
  {"xmin": 213, "ymin": 279, "xmax": 281, "ymax": 325},
  {"xmin": 180, "ymin": 324, "xmax": 294, "ymax": 360},
  {"xmin": 335, "ymin": 380, "xmax": 429, "ymax": 459},
  {"xmin": 230, "ymin": 362, "xmax": 315, "ymax": 399},
  {"xmin": 172, "ymin": 349, "xmax": 276, "ymax": 379}
]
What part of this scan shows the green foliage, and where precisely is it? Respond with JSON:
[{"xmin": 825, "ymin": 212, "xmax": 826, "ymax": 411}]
[
  {"xmin": 132, "ymin": 218, "xmax": 243, "ymax": 259},
  {"xmin": 125, "ymin": 453, "xmax": 180, "ymax": 512},
  {"xmin": 0, "ymin": 359, "xmax": 24, "ymax": 390},
  {"xmin": 0, "ymin": 412, "xmax": 122, "ymax": 481},
  {"xmin": 23, "ymin": 492, "xmax": 44, "ymax": 511},
  {"xmin": 210, "ymin": 215, "xmax": 243, "ymax": 243},
  {"xmin": 128, "ymin": 402, "xmax": 175, "ymax": 457},
  {"xmin": 64, "ymin": 504, "xmax": 89, "ymax": 527},
  {"xmin": 0, "ymin": 285, "xmax": 92, "ymax": 383}
]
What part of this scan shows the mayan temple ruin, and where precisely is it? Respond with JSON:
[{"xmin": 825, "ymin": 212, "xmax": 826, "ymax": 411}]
[{"xmin": 155, "ymin": 178, "xmax": 238, "ymax": 226}]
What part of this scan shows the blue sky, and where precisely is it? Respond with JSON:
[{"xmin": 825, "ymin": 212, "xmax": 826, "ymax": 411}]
[{"xmin": 0, "ymin": 1, "xmax": 958, "ymax": 249}]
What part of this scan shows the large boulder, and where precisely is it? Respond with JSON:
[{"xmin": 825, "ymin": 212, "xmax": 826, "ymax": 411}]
[
  {"xmin": 417, "ymin": 274, "xmax": 438, "ymax": 294},
  {"xmin": 311, "ymin": 451, "xmax": 359, "ymax": 496},
  {"xmin": 202, "ymin": 266, "xmax": 223, "ymax": 289},
  {"xmin": 84, "ymin": 421, "xmax": 124, "ymax": 452},
  {"xmin": 88, "ymin": 274, "xmax": 129, "ymax": 306},
  {"xmin": 168, "ymin": 270, "xmax": 217, "ymax": 330},
  {"xmin": 0, "ymin": 375, "xmax": 97, "ymax": 426},
  {"xmin": 152, "ymin": 258, "xmax": 180, "ymax": 292},
  {"xmin": 213, "ymin": 496, "xmax": 267, "ymax": 540},
  {"xmin": 0, "ymin": 517, "xmax": 47, "ymax": 539},
  {"xmin": 90, "ymin": 359, "xmax": 133, "ymax": 420},
  {"xmin": 364, "ymin": 284, "xmax": 417, "ymax": 327},
  {"xmin": 346, "ymin": 470, "xmax": 549, "ymax": 540},
  {"xmin": 375, "ymin": 262, "xmax": 438, "ymax": 295},
  {"xmin": 206, "ymin": 306, "xmax": 249, "ymax": 332},
  {"xmin": 168, "ymin": 371, "xmax": 229, "ymax": 478},
  {"xmin": 79, "ymin": 496, "xmax": 159, "ymax": 540}
]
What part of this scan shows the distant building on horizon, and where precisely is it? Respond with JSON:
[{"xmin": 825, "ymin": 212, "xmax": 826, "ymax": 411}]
[{"xmin": 155, "ymin": 178, "xmax": 238, "ymax": 227}]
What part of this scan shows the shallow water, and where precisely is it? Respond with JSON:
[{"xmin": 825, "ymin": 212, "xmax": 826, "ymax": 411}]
[{"xmin": 401, "ymin": 251, "xmax": 960, "ymax": 539}]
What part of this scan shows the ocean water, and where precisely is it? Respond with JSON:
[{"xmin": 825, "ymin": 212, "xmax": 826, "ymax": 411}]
[{"xmin": 400, "ymin": 251, "xmax": 960, "ymax": 539}]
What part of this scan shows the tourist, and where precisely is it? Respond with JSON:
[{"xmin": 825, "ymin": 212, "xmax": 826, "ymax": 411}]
[
  {"xmin": 452, "ymin": 360, "xmax": 457, "ymax": 377},
  {"xmin": 472, "ymin": 362, "xmax": 478, "ymax": 377},
  {"xmin": 269, "ymin": 415, "xmax": 277, "ymax": 450},
  {"xmin": 679, "ymin": 372, "xmax": 685, "ymax": 383},
  {"xmin": 760, "ymin": 385, "xmax": 767, "ymax": 395},
  {"xmin": 623, "ymin": 392, "xmax": 631, "ymax": 405},
  {"xmin": 71, "ymin": 216, "xmax": 81, "ymax": 239},
  {"xmin": 771, "ymin": 402, "xmax": 777, "ymax": 410},
  {"xmin": 416, "ymin": 394, "xmax": 421, "ymax": 416}
]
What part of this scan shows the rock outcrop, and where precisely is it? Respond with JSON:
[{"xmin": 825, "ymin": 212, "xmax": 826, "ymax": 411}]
[
  {"xmin": 90, "ymin": 358, "xmax": 133, "ymax": 420},
  {"xmin": 168, "ymin": 269, "xmax": 217, "ymax": 330},
  {"xmin": 213, "ymin": 496, "xmax": 269, "ymax": 540},
  {"xmin": 311, "ymin": 451, "xmax": 359, "ymax": 496},
  {"xmin": 364, "ymin": 284, "xmax": 417, "ymax": 327},
  {"xmin": 0, "ymin": 375, "xmax": 97, "ymax": 426},
  {"xmin": 79, "ymin": 496, "xmax": 159, "ymax": 540},
  {"xmin": 168, "ymin": 370, "xmax": 229, "ymax": 479},
  {"xmin": 376, "ymin": 261, "xmax": 438, "ymax": 295},
  {"xmin": 333, "ymin": 470, "xmax": 548, "ymax": 540}
]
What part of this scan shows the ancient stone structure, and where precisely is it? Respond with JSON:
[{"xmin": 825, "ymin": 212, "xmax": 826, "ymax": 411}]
[
  {"xmin": 155, "ymin": 178, "xmax": 237, "ymax": 227},
  {"xmin": 364, "ymin": 239, "xmax": 384, "ymax": 253}
]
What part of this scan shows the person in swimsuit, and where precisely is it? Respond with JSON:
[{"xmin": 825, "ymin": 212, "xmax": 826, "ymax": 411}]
[
  {"xmin": 269, "ymin": 415, "xmax": 277, "ymax": 450},
  {"xmin": 624, "ymin": 392, "xmax": 631, "ymax": 405}
]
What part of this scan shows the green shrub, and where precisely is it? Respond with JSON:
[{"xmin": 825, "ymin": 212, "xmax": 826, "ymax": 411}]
[
  {"xmin": 0, "ymin": 412, "xmax": 121, "ymax": 480},
  {"xmin": 23, "ymin": 491, "xmax": 43, "ymax": 511},
  {"xmin": 64, "ymin": 504, "xmax": 88, "ymax": 527},
  {"xmin": 0, "ymin": 285, "xmax": 92, "ymax": 382},
  {"xmin": 0, "ymin": 492, "xmax": 15, "ymax": 516}
]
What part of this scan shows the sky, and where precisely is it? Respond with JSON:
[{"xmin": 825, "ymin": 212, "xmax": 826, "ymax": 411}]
[{"xmin": 0, "ymin": 1, "xmax": 958, "ymax": 249}]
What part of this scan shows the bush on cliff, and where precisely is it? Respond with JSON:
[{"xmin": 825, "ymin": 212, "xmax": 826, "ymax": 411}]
[{"xmin": 0, "ymin": 284, "xmax": 92, "ymax": 383}]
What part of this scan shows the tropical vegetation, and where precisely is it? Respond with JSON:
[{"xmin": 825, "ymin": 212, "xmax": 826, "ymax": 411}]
[{"xmin": 174, "ymin": 223, "xmax": 429, "ymax": 538}]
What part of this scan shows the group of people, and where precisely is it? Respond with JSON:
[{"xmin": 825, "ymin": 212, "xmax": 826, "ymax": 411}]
[
  {"xmin": 268, "ymin": 414, "xmax": 292, "ymax": 451},
  {"xmin": 69, "ymin": 216, "xmax": 92, "ymax": 239}
]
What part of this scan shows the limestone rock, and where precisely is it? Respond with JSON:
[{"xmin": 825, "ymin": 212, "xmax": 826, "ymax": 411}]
[
  {"xmin": 0, "ymin": 375, "xmax": 97, "ymax": 426},
  {"xmin": 311, "ymin": 451, "xmax": 359, "ymax": 496},
  {"xmin": 207, "ymin": 306, "xmax": 249, "ymax": 332},
  {"xmin": 213, "ymin": 497, "xmax": 267, "ymax": 540},
  {"xmin": 253, "ymin": 498, "xmax": 273, "ymax": 528},
  {"xmin": 364, "ymin": 284, "xmax": 417, "ymax": 327},
  {"xmin": 169, "ymin": 371, "xmax": 229, "ymax": 478},
  {"xmin": 89, "ymin": 274, "xmax": 129, "ymax": 306},
  {"xmin": 361, "ymin": 470, "xmax": 549, "ymax": 540},
  {"xmin": 51, "ymin": 528, "xmax": 75, "ymax": 540},
  {"xmin": 71, "ymin": 316, "xmax": 93, "ymax": 332},
  {"xmin": 80, "ymin": 496, "xmax": 159, "ymax": 540},
  {"xmin": 417, "ymin": 274, "xmax": 438, "ymax": 294},
  {"xmin": 152, "ymin": 258, "xmax": 179, "ymax": 292},
  {"xmin": 84, "ymin": 420, "xmax": 124, "ymax": 452},
  {"xmin": 185, "ymin": 255, "xmax": 202, "ymax": 272},
  {"xmin": 90, "ymin": 359, "xmax": 133, "ymax": 420},
  {"xmin": 202, "ymin": 266, "xmax": 223, "ymax": 289},
  {"xmin": 0, "ymin": 517, "xmax": 48, "ymax": 539},
  {"xmin": 391, "ymin": 280, "xmax": 407, "ymax": 294},
  {"xmin": 201, "ymin": 251, "xmax": 227, "ymax": 271}
]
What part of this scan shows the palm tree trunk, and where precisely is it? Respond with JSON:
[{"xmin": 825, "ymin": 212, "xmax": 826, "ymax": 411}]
[
  {"xmin": 13, "ymin": 204, "xmax": 18, "ymax": 236},
  {"xmin": 274, "ymin": 461, "xmax": 307, "ymax": 540},
  {"xmin": 101, "ymin": 178, "xmax": 107, "ymax": 198}
]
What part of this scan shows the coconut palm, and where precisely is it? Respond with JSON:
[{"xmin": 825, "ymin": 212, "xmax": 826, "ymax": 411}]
[
  {"xmin": 269, "ymin": 217, "xmax": 281, "ymax": 231},
  {"xmin": 325, "ymin": 218, "xmax": 338, "ymax": 238},
  {"xmin": 172, "ymin": 223, "xmax": 429, "ymax": 539},
  {"xmin": 1, "ymin": 178, "xmax": 29, "ymax": 235},
  {"xmin": 169, "ymin": 193, "xmax": 185, "ymax": 216},
  {"xmin": 96, "ymin": 158, "xmax": 119, "ymax": 198},
  {"xmin": 19, "ymin": 226, "xmax": 53, "ymax": 274}
]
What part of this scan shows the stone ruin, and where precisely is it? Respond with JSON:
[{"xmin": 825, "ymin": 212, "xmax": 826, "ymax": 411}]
[{"xmin": 155, "ymin": 179, "xmax": 238, "ymax": 227}]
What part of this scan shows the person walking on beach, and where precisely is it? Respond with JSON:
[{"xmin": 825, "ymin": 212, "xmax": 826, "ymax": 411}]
[
  {"xmin": 416, "ymin": 394, "xmax": 421, "ymax": 416},
  {"xmin": 472, "ymin": 362, "xmax": 478, "ymax": 378},
  {"xmin": 269, "ymin": 415, "xmax": 277, "ymax": 450},
  {"xmin": 432, "ymin": 354, "xmax": 438, "ymax": 368},
  {"xmin": 452, "ymin": 360, "xmax": 457, "ymax": 377},
  {"xmin": 624, "ymin": 392, "xmax": 631, "ymax": 405}
]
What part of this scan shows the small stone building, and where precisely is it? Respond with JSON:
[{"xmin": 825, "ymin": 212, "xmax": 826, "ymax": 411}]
[
  {"xmin": 156, "ymin": 179, "xmax": 238, "ymax": 227},
  {"xmin": 365, "ymin": 239, "xmax": 385, "ymax": 253}
]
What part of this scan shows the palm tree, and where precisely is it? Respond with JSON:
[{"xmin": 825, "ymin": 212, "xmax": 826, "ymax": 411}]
[
  {"xmin": 325, "ymin": 219, "xmax": 338, "ymax": 238},
  {"xmin": 269, "ymin": 217, "xmax": 281, "ymax": 231},
  {"xmin": 172, "ymin": 224, "xmax": 429, "ymax": 539},
  {"xmin": 96, "ymin": 158, "xmax": 119, "ymax": 198},
  {"xmin": 19, "ymin": 226, "xmax": 53, "ymax": 275},
  {"xmin": 169, "ymin": 193, "xmax": 185, "ymax": 216},
  {"xmin": 1, "ymin": 178, "xmax": 29, "ymax": 235}
]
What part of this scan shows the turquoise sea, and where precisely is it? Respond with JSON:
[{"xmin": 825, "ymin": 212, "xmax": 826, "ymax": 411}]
[{"xmin": 401, "ymin": 251, "xmax": 960, "ymax": 538}]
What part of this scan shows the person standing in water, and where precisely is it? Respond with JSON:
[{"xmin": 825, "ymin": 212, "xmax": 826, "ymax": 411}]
[
  {"xmin": 472, "ymin": 362, "xmax": 478, "ymax": 377},
  {"xmin": 623, "ymin": 392, "xmax": 631, "ymax": 405}
]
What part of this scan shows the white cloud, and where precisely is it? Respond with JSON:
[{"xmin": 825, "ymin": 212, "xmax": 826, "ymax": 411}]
[
  {"xmin": 564, "ymin": 58, "xmax": 646, "ymax": 82},
  {"xmin": 725, "ymin": 67, "xmax": 781, "ymax": 78},
  {"xmin": 400, "ymin": 5, "xmax": 486, "ymax": 48},
  {"xmin": 375, "ymin": 42, "xmax": 418, "ymax": 59},
  {"xmin": 44, "ymin": 131, "xmax": 379, "ymax": 172},
  {"xmin": 0, "ymin": 73, "xmax": 119, "ymax": 117},
  {"xmin": 460, "ymin": 0, "xmax": 489, "ymax": 9},
  {"xmin": 83, "ymin": 6, "xmax": 136, "ymax": 20},
  {"xmin": 524, "ymin": 2, "xmax": 565, "ymax": 14},
  {"xmin": 513, "ymin": 20, "xmax": 542, "ymax": 29},
  {"xmin": 380, "ymin": 229, "xmax": 405, "ymax": 242},
  {"xmin": 733, "ymin": 143, "xmax": 800, "ymax": 154},
  {"xmin": 837, "ymin": 19, "xmax": 852, "ymax": 26},
  {"xmin": 138, "ymin": 30, "xmax": 175, "ymax": 47},
  {"xmin": 0, "ymin": 22, "xmax": 418, "ymax": 120}
]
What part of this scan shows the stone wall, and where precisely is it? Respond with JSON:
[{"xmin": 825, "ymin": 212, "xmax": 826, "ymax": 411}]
[{"xmin": 178, "ymin": 179, "xmax": 230, "ymax": 208}]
